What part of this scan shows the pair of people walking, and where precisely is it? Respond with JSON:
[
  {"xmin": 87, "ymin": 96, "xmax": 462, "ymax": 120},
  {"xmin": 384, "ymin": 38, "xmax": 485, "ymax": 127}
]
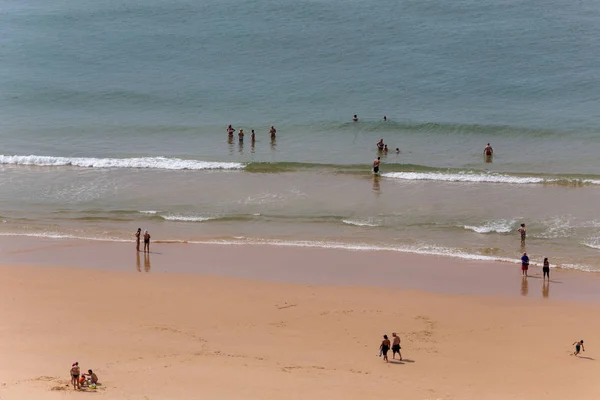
[
  {"xmin": 135, "ymin": 228, "xmax": 151, "ymax": 252},
  {"xmin": 379, "ymin": 333, "xmax": 402, "ymax": 362}
]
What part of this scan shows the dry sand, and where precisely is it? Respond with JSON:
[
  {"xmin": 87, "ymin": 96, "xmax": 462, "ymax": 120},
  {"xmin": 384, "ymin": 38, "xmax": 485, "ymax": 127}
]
[{"xmin": 0, "ymin": 239, "xmax": 599, "ymax": 399}]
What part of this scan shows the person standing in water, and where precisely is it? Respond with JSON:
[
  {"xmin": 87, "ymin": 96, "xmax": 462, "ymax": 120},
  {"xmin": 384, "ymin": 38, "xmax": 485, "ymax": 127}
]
[
  {"xmin": 238, "ymin": 129, "xmax": 244, "ymax": 141},
  {"xmin": 383, "ymin": 115, "xmax": 387, "ymax": 121},
  {"xmin": 379, "ymin": 335, "xmax": 391, "ymax": 362},
  {"xmin": 543, "ymin": 257, "xmax": 550, "ymax": 281},
  {"xmin": 270, "ymin": 126, "xmax": 277, "ymax": 138},
  {"xmin": 521, "ymin": 252, "xmax": 529, "ymax": 277},
  {"xmin": 227, "ymin": 125, "xmax": 235, "ymax": 137},
  {"xmin": 518, "ymin": 223, "xmax": 526, "ymax": 242},
  {"xmin": 484, "ymin": 143, "xmax": 493, "ymax": 162},
  {"xmin": 143, "ymin": 230, "xmax": 151, "ymax": 253},
  {"xmin": 251, "ymin": 129, "xmax": 255, "ymax": 142},
  {"xmin": 353, "ymin": 114, "xmax": 358, "ymax": 122},
  {"xmin": 376, "ymin": 139, "xmax": 384, "ymax": 151},
  {"xmin": 373, "ymin": 157, "xmax": 381, "ymax": 174},
  {"xmin": 70, "ymin": 362, "xmax": 81, "ymax": 390}
]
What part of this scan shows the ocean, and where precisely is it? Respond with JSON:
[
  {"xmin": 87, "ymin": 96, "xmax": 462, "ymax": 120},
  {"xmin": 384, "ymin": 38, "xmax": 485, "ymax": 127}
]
[{"xmin": 2, "ymin": 0, "xmax": 600, "ymax": 271}]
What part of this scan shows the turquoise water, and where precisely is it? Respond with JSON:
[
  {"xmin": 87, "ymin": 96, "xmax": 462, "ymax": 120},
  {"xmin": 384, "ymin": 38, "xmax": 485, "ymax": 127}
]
[{"xmin": 2, "ymin": 0, "xmax": 600, "ymax": 271}]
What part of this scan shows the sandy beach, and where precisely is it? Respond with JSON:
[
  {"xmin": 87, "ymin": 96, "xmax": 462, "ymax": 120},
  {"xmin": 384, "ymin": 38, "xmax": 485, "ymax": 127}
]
[{"xmin": 1, "ymin": 238, "xmax": 600, "ymax": 399}]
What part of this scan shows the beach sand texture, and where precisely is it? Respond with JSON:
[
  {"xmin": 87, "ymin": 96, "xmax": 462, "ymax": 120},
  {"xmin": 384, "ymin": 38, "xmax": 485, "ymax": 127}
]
[{"xmin": 1, "ymin": 242, "xmax": 600, "ymax": 399}]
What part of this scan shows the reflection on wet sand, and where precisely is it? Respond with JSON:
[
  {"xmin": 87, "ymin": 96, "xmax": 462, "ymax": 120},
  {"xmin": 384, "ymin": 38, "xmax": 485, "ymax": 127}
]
[
  {"xmin": 136, "ymin": 252, "xmax": 141, "ymax": 272},
  {"xmin": 372, "ymin": 175, "xmax": 381, "ymax": 194},
  {"xmin": 542, "ymin": 281, "xmax": 549, "ymax": 298},
  {"xmin": 144, "ymin": 253, "xmax": 151, "ymax": 272},
  {"xmin": 520, "ymin": 276, "xmax": 528, "ymax": 296}
]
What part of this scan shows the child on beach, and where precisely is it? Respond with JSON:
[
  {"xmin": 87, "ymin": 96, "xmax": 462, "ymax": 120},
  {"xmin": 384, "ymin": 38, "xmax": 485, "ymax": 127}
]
[
  {"xmin": 572, "ymin": 340, "xmax": 585, "ymax": 356},
  {"xmin": 521, "ymin": 252, "xmax": 529, "ymax": 277}
]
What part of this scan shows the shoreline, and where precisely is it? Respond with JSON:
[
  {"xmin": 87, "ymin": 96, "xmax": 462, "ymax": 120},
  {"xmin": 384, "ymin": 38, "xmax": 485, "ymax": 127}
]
[{"xmin": 2, "ymin": 236, "xmax": 600, "ymax": 301}]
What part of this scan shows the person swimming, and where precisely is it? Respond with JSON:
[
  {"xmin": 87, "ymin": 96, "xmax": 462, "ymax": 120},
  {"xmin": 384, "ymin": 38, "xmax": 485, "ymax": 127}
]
[{"xmin": 353, "ymin": 114, "xmax": 358, "ymax": 122}]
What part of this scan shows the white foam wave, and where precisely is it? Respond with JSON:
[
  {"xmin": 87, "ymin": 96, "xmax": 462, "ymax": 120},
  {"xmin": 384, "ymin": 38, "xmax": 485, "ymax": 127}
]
[
  {"xmin": 0, "ymin": 232, "xmax": 129, "ymax": 242},
  {"xmin": 161, "ymin": 215, "xmax": 216, "ymax": 222},
  {"xmin": 342, "ymin": 219, "xmax": 381, "ymax": 227},
  {"xmin": 382, "ymin": 171, "xmax": 600, "ymax": 185},
  {"xmin": 0, "ymin": 155, "xmax": 244, "ymax": 170},
  {"xmin": 464, "ymin": 220, "xmax": 515, "ymax": 234},
  {"xmin": 139, "ymin": 210, "xmax": 159, "ymax": 214}
]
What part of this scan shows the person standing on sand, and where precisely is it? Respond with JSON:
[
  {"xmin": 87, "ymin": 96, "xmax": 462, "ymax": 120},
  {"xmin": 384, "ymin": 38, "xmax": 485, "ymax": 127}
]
[
  {"xmin": 143, "ymin": 230, "xmax": 151, "ymax": 253},
  {"xmin": 518, "ymin": 223, "xmax": 526, "ymax": 242},
  {"xmin": 135, "ymin": 228, "xmax": 141, "ymax": 252},
  {"xmin": 572, "ymin": 340, "xmax": 585, "ymax": 356},
  {"xmin": 373, "ymin": 157, "xmax": 381, "ymax": 174},
  {"xmin": 70, "ymin": 362, "xmax": 81, "ymax": 390},
  {"xmin": 392, "ymin": 332, "xmax": 402, "ymax": 360},
  {"xmin": 521, "ymin": 252, "xmax": 529, "ymax": 277},
  {"xmin": 380, "ymin": 335, "xmax": 391, "ymax": 362},
  {"xmin": 543, "ymin": 257, "xmax": 550, "ymax": 281}
]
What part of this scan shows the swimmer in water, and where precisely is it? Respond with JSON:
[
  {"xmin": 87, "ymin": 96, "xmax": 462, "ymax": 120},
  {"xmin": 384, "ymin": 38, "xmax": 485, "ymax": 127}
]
[
  {"xmin": 383, "ymin": 115, "xmax": 387, "ymax": 121},
  {"xmin": 518, "ymin": 223, "xmax": 526, "ymax": 242},
  {"xmin": 251, "ymin": 129, "xmax": 255, "ymax": 142},
  {"xmin": 383, "ymin": 144, "xmax": 388, "ymax": 153},
  {"xmin": 395, "ymin": 147, "xmax": 400, "ymax": 154},
  {"xmin": 270, "ymin": 126, "xmax": 277, "ymax": 138},
  {"xmin": 373, "ymin": 157, "xmax": 381, "ymax": 174},
  {"xmin": 377, "ymin": 139, "xmax": 384, "ymax": 151},
  {"xmin": 238, "ymin": 129, "xmax": 244, "ymax": 141},
  {"xmin": 227, "ymin": 125, "xmax": 235, "ymax": 136},
  {"xmin": 484, "ymin": 143, "xmax": 493, "ymax": 162},
  {"xmin": 353, "ymin": 114, "xmax": 358, "ymax": 122}
]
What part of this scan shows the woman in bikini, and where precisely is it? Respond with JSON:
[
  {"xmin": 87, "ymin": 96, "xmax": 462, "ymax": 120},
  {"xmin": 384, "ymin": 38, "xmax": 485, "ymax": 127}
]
[{"xmin": 70, "ymin": 362, "xmax": 81, "ymax": 390}]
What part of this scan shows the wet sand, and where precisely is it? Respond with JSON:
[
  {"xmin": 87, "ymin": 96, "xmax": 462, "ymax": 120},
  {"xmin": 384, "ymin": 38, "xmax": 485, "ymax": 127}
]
[{"xmin": 1, "ymin": 237, "xmax": 600, "ymax": 399}]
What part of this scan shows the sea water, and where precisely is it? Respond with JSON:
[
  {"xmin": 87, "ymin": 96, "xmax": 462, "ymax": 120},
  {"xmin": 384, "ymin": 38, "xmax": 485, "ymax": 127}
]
[{"xmin": 2, "ymin": 0, "xmax": 600, "ymax": 271}]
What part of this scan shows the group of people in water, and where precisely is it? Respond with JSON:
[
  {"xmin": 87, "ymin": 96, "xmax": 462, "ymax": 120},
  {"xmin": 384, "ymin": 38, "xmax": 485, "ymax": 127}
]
[
  {"xmin": 69, "ymin": 362, "xmax": 99, "ymax": 390},
  {"xmin": 227, "ymin": 125, "xmax": 277, "ymax": 142}
]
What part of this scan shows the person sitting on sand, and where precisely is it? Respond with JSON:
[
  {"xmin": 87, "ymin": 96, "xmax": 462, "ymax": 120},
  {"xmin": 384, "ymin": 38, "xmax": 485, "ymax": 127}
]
[
  {"xmin": 70, "ymin": 362, "xmax": 81, "ymax": 390},
  {"xmin": 521, "ymin": 252, "xmax": 529, "ymax": 277},
  {"xmin": 143, "ymin": 230, "xmax": 151, "ymax": 253},
  {"xmin": 518, "ymin": 223, "xmax": 526, "ymax": 242},
  {"xmin": 380, "ymin": 335, "xmax": 391, "ymax": 362},
  {"xmin": 392, "ymin": 332, "xmax": 402, "ymax": 360},
  {"xmin": 572, "ymin": 340, "xmax": 585, "ymax": 356},
  {"xmin": 88, "ymin": 369, "xmax": 98, "ymax": 385}
]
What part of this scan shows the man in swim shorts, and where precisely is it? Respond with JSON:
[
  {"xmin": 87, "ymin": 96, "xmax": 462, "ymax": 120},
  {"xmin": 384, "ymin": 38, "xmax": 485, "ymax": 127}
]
[
  {"xmin": 484, "ymin": 143, "xmax": 493, "ymax": 163},
  {"xmin": 521, "ymin": 252, "xmax": 529, "ymax": 277},
  {"xmin": 518, "ymin": 223, "xmax": 526, "ymax": 242},
  {"xmin": 143, "ymin": 230, "xmax": 151, "ymax": 253},
  {"xmin": 380, "ymin": 335, "xmax": 391, "ymax": 362},
  {"xmin": 572, "ymin": 340, "xmax": 584, "ymax": 356},
  {"xmin": 392, "ymin": 332, "xmax": 402, "ymax": 360},
  {"xmin": 373, "ymin": 157, "xmax": 380, "ymax": 174}
]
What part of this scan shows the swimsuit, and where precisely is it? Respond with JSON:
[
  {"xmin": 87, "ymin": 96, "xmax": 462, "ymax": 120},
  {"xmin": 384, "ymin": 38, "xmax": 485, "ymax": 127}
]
[
  {"xmin": 373, "ymin": 166, "xmax": 379, "ymax": 173},
  {"xmin": 543, "ymin": 266, "xmax": 549, "ymax": 277},
  {"xmin": 381, "ymin": 344, "xmax": 389, "ymax": 355},
  {"xmin": 392, "ymin": 344, "xmax": 401, "ymax": 354}
]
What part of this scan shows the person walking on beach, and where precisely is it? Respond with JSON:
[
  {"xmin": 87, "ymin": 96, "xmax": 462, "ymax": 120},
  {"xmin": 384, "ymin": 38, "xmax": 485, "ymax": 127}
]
[
  {"xmin": 518, "ymin": 223, "xmax": 526, "ymax": 242},
  {"xmin": 135, "ymin": 228, "xmax": 141, "ymax": 252},
  {"xmin": 380, "ymin": 335, "xmax": 391, "ymax": 362},
  {"xmin": 373, "ymin": 157, "xmax": 381, "ymax": 174},
  {"xmin": 70, "ymin": 362, "xmax": 81, "ymax": 390},
  {"xmin": 521, "ymin": 252, "xmax": 529, "ymax": 277},
  {"xmin": 572, "ymin": 340, "xmax": 585, "ymax": 356},
  {"xmin": 543, "ymin": 257, "xmax": 550, "ymax": 281},
  {"xmin": 143, "ymin": 230, "xmax": 151, "ymax": 253},
  {"xmin": 392, "ymin": 332, "xmax": 402, "ymax": 360}
]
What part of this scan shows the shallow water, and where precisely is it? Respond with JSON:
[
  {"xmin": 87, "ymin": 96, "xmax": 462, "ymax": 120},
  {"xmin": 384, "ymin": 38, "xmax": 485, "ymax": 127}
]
[{"xmin": 1, "ymin": 0, "xmax": 600, "ymax": 271}]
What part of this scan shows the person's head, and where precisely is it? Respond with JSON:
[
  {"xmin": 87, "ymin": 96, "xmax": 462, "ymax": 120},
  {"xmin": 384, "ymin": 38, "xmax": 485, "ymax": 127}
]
[
  {"xmin": 487, "ymin": 143, "xmax": 490, "ymax": 146},
  {"xmin": 383, "ymin": 116, "xmax": 387, "ymax": 120},
  {"xmin": 581, "ymin": 340, "xmax": 584, "ymax": 344},
  {"xmin": 88, "ymin": 369, "xmax": 93, "ymax": 374},
  {"xmin": 228, "ymin": 124, "xmax": 231, "ymax": 128},
  {"xmin": 392, "ymin": 332, "xmax": 396, "ymax": 337},
  {"xmin": 354, "ymin": 115, "xmax": 357, "ymax": 118},
  {"xmin": 252, "ymin": 130, "xmax": 254, "ymax": 133},
  {"xmin": 383, "ymin": 334, "xmax": 388, "ymax": 339},
  {"xmin": 144, "ymin": 230, "xmax": 148, "ymax": 234},
  {"xmin": 73, "ymin": 362, "xmax": 78, "ymax": 366},
  {"xmin": 523, "ymin": 252, "xmax": 527, "ymax": 256},
  {"xmin": 377, "ymin": 157, "xmax": 380, "ymax": 160},
  {"xmin": 521, "ymin": 223, "xmax": 525, "ymax": 227},
  {"xmin": 137, "ymin": 228, "xmax": 141, "ymax": 232}
]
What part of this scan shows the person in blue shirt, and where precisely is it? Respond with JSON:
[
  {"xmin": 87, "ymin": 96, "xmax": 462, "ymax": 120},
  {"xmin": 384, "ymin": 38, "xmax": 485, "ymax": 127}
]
[{"xmin": 521, "ymin": 252, "xmax": 530, "ymax": 277}]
